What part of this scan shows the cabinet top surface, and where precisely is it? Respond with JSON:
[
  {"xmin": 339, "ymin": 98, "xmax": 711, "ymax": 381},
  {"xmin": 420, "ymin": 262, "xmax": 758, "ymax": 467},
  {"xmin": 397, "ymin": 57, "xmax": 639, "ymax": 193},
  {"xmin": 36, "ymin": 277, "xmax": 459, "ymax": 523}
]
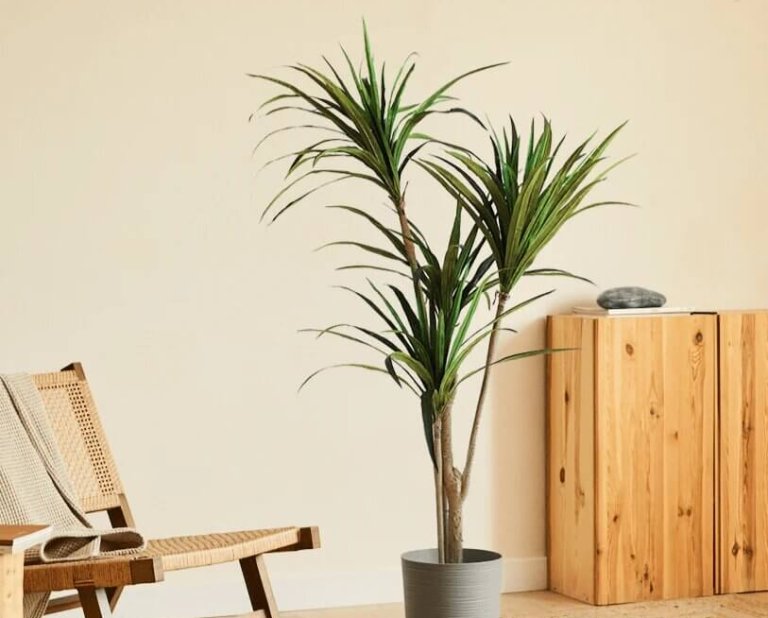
[
  {"xmin": 549, "ymin": 310, "xmax": 768, "ymax": 320},
  {"xmin": 549, "ymin": 312, "xmax": 699, "ymax": 320}
]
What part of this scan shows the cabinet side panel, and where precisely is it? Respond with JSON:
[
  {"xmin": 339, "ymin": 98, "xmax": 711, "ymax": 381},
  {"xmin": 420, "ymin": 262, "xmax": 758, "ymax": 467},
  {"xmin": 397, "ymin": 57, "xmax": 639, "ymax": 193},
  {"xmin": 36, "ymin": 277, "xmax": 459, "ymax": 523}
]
[
  {"xmin": 719, "ymin": 312, "xmax": 768, "ymax": 593},
  {"xmin": 547, "ymin": 316, "xmax": 595, "ymax": 603}
]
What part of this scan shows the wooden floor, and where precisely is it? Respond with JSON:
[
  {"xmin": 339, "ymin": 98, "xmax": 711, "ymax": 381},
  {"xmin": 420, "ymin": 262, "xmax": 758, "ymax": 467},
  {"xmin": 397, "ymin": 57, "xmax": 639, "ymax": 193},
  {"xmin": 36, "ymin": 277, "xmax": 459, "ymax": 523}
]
[{"xmin": 285, "ymin": 590, "xmax": 768, "ymax": 617}]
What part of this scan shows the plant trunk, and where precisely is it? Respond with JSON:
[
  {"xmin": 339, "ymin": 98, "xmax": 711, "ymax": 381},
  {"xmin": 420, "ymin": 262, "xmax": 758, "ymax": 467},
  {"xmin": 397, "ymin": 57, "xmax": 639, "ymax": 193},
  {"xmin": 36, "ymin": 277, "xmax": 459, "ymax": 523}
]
[
  {"xmin": 393, "ymin": 196, "xmax": 466, "ymax": 562},
  {"xmin": 432, "ymin": 416, "xmax": 445, "ymax": 563},
  {"xmin": 444, "ymin": 481, "xmax": 463, "ymax": 563},
  {"xmin": 440, "ymin": 402, "xmax": 463, "ymax": 563},
  {"xmin": 462, "ymin": 293, "xmax": 508, "ymax": 501}
]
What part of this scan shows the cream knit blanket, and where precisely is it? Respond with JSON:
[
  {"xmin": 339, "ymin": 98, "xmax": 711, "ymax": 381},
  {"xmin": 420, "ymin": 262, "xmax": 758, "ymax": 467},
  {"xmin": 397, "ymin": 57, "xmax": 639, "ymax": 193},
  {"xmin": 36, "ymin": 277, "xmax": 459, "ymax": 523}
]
[{"xmin": 0, "ymin": 373, "xmax": 144, "ymax": 618}]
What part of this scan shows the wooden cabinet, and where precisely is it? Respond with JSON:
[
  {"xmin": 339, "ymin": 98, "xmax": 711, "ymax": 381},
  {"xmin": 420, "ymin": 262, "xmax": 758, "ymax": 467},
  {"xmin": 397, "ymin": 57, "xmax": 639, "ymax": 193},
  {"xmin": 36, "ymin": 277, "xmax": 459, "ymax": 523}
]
[
  {"xmin": 718, "ymin": 310, "xmax": 768, "ymax": 593},
  {"xmin": 546, "ymin": 314, "xmax": 717, "ymax": 604}
]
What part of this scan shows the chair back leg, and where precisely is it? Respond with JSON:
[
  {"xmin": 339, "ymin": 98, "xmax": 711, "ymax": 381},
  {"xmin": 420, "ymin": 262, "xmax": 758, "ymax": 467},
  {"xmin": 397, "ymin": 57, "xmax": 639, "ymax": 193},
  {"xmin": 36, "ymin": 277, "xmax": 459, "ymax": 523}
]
[
  {"xmin": 103, "ymin": 496, "xmax": 136, "ymax": 611},
  {"xmin": 77, "ymin": 588, "xmax": 113, "ymax": 618},
  {"xmin": 240, "ymin": 555, "xmax": 279, "ymax": 617}
]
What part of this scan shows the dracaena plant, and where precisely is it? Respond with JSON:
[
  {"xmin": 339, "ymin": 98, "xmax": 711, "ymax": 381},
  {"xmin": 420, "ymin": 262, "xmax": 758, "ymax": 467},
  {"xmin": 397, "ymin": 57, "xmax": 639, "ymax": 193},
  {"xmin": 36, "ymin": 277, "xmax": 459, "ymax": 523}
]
[{"xmin": 251, "ymin": 25, "xmax": 628, "ymax": 564}]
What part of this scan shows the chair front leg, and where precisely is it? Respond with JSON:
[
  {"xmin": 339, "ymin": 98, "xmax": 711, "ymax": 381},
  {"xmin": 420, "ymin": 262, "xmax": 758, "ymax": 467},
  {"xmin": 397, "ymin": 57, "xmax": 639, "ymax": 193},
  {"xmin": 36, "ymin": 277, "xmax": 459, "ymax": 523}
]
[
  {"xmin": 77, "ymin": 587, "xmax": 113, "ymax": 618},
  {"xmin": 0, "ymin": 552, "xmax": 24, "ymax": 618},
  {"xmin": 1, "ymin": 525, "xmax": 52, "ymax": 618},
  {"xmin": 240, "ymin": 555, "xmax": 279, "ymax": 617}
]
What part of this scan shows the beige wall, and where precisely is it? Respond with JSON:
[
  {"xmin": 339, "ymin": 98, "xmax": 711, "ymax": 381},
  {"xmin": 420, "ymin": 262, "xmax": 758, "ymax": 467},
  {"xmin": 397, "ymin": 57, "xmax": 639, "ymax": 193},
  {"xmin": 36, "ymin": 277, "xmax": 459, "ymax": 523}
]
[{"xmin": 2, "ymin": 0, "xmax": 767, "ymax": 613}]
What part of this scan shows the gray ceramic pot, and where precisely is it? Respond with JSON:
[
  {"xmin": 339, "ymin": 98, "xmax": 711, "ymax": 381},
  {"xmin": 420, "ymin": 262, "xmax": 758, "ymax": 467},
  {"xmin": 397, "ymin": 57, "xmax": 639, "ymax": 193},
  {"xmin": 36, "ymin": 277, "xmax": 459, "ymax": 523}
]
[{"xmin": 401, "ymin": 548, "xmax": 502, "ymax": 618}]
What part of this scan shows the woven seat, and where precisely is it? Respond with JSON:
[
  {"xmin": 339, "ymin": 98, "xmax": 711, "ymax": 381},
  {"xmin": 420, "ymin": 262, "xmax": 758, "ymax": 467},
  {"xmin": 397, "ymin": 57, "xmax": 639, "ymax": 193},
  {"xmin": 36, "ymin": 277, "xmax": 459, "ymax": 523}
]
[
  {"xmin": 1, "ymin": 363, "xmax": 320, "ymax": 618},
  {"xmin": 144, "ymin": 528, "xmax": 303, "ymax": 571}
]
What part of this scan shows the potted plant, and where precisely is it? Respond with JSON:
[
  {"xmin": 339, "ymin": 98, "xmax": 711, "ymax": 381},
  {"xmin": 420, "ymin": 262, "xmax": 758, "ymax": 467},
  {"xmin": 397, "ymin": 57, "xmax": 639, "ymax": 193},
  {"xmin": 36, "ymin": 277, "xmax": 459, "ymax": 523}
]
[{"xmin": 251, "ymin": 25, "xmax": 628, "ymax": 618}]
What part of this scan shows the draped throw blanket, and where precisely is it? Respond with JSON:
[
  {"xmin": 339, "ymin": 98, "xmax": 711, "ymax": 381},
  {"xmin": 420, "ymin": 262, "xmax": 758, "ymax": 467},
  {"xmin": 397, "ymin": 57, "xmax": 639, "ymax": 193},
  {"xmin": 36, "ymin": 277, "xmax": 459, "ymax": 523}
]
[{"xmin": 0, "ymin": 374, "xmax": 144, "ymax": 618}]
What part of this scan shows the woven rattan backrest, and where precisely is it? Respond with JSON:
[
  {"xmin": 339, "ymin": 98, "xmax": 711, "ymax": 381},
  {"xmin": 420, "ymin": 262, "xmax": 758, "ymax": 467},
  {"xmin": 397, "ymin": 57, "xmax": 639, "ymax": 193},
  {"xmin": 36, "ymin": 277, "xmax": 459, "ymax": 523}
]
[{"xmin": 31, "ymin": 364, "xmax": 125, "ymax": 514}]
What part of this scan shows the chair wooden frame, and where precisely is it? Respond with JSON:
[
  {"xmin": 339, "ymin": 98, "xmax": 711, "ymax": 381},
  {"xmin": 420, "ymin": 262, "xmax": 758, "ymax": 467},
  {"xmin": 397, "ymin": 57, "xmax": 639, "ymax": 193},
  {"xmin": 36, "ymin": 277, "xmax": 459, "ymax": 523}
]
[{"xmin": 0, "ymin": 363, "xmax": 320, "ymax": 618}]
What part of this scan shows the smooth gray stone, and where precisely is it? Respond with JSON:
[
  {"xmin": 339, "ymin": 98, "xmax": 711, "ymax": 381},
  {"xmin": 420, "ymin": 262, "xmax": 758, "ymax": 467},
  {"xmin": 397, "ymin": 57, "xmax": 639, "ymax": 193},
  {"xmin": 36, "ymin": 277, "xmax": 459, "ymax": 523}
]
[{"xmin": 597, "ymin": 286, "xmax": 666, "ymax": 309}]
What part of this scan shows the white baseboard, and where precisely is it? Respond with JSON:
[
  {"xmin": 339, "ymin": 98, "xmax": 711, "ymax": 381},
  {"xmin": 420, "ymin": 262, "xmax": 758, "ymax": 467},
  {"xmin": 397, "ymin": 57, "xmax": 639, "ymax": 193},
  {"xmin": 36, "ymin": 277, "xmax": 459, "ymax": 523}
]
[
  {"xmin": 500, "ymin": 556, "xmax": 548, "ymax": 595},
  {"xmin": 115, "ymin": 557, "xmax": 547, "ymax": 615},
  {"xmin": 274, "ymin": 556, "xmax": 548, "ymax": 610}
]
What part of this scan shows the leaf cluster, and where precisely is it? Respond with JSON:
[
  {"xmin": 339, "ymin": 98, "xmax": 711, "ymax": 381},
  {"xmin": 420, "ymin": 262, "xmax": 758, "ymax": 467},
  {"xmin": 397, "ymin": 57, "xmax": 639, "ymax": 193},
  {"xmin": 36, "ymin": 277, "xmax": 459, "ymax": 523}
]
[{"xmin": 252, "ymin": 25, "xmax": 628, "ymax": 467}]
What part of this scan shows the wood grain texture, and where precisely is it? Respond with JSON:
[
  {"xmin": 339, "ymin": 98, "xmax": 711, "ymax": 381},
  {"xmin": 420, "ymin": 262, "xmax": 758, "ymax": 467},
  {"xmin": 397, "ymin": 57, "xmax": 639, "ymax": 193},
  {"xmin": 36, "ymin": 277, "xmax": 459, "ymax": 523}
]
[
  {"xmin": 547, "ymin": 316, "xmax": 596, "ymax": 603},
  {"xmin": 547, "ymin": 315, "xmax": 716, "ymax": 605},
  {"xmin": 0, "ymin": 553, "xmax": 24, "ymax": 618},
  {"xmin": 594, "ymin": 315, "xmax": 715, "ymax": 603},
  {"xmin": 719, "ymin": 311, "xmax": 768, "ymax": 593}
]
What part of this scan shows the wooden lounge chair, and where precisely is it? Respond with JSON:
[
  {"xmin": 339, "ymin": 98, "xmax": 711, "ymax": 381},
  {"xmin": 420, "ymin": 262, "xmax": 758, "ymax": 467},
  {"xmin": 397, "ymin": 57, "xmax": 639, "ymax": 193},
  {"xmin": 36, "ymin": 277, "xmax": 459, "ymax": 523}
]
[{"xmin": 0, "ymin": 362, "xmax": 320, "ymax": 618}]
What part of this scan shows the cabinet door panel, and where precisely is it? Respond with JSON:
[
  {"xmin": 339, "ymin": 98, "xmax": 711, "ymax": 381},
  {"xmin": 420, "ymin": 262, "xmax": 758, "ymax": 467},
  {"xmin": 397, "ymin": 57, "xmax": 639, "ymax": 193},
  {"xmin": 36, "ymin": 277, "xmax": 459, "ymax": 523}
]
[
  {"xmin": 595, "ymin": 316, "xmax": 715, "ymax": 604},
  {"xmin": 719, "ymin": 312, "xmax": 768, "ymax": 593}
]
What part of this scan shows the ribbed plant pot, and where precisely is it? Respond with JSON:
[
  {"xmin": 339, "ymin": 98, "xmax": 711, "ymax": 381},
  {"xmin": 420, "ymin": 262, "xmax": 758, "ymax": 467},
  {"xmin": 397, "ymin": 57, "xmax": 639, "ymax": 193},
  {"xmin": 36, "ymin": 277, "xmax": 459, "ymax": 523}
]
[{"xmin": 401, "ymin": 548, "xmax": 502, "ymax": 618}]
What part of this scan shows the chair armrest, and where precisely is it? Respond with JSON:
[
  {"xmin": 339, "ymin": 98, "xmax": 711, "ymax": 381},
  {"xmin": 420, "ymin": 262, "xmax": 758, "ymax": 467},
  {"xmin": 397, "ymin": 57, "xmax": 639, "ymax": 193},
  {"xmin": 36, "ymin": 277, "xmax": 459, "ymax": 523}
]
[{"xmin": 0, "ymin": 525, "xmax": 51, "ymax": 555}]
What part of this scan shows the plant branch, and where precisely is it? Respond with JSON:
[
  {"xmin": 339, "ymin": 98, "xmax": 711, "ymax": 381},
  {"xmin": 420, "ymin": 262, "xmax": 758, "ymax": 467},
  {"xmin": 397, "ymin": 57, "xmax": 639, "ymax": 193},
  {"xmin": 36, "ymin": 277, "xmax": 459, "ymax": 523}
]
[
  {"xmin": 395, "ymin": 196, "xmax": 421, "ymax": 277},
  {"xmin": 461, "ymin": 291, "xmax": 508, "ymax": 501}
]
